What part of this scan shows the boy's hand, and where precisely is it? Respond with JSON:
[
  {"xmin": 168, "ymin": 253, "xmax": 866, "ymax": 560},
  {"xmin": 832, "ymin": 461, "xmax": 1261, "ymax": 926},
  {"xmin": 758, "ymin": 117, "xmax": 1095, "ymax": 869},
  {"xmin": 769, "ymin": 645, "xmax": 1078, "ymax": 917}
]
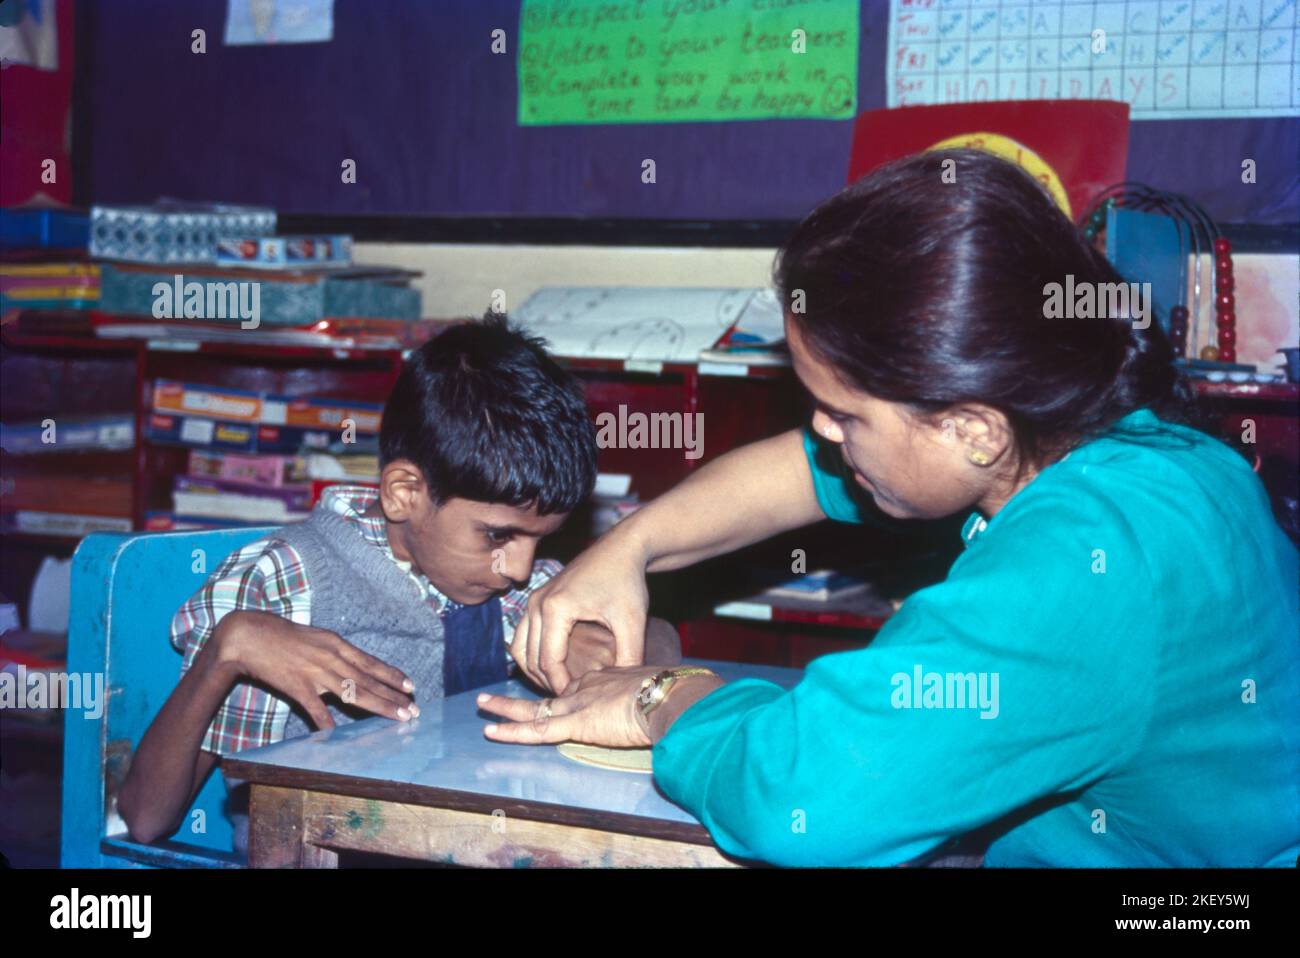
[
  {"xmin": 561, "ymin": 622, "xmax": 618, "ymax": 681},
  {"xmin": 549, "ymin": 618, "xmax": 681, "ymax": 685},
  {"xmin": 213, "ymin": 610, "xmax": 416, "ymax": 730}
]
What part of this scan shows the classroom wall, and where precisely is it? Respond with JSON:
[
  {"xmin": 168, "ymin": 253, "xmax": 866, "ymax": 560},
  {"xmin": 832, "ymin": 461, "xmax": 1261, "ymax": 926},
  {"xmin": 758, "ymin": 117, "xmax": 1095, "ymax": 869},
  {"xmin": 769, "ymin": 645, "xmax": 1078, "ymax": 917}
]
[
  {"xmin": 354, "ymin": 242, "xmax": 779, "ymax": 319},
  {"xmin": 82, "ymin": 0, "xmax": 1300, "ymax": 226},
  {"xmin": 357, "ymin": 241, "xmax": 1300, "ymax": 371}
]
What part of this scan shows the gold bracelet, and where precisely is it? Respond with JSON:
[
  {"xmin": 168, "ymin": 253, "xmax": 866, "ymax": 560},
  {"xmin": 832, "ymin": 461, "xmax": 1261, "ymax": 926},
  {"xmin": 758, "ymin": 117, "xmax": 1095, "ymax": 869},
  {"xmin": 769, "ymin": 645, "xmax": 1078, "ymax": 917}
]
[{"xmin": 636, "ymin": 667, "xmax": 717, "ymax": 718}]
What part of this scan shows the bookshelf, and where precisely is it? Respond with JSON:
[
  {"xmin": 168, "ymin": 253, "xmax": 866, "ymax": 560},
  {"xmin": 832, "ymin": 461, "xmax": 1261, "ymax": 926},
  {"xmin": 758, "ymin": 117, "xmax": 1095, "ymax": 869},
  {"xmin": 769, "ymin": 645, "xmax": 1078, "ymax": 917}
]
[{"xmin": 3, "ymin": 315, "xmax": 1296, "ymax": 668}]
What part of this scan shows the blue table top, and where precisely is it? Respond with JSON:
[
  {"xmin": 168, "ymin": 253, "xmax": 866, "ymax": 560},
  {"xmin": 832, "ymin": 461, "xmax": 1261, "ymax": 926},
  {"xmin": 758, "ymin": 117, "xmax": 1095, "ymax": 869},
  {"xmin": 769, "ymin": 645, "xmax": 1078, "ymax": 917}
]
[{"xmin": 223, "ymin": 659, "xmax": 802, "ymax": 832}]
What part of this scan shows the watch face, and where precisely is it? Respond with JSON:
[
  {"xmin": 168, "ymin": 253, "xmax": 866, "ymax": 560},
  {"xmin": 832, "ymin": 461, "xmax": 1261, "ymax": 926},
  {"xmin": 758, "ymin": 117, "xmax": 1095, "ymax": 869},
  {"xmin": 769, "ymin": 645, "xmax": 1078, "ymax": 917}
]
[{"xmin": 637, "ymin": 677, "xmax": 657, "ymax": 709}]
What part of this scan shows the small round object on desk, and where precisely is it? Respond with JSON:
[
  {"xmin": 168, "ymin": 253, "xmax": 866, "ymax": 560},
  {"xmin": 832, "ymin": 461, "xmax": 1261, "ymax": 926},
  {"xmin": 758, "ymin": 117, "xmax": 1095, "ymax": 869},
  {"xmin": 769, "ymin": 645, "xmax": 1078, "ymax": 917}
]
[
  {"xmin": 1200, "ymin": 345, "xmax": 1220, "ymax": 361},
  {"xmin": 1217, "ymin": 326, "xmax": 1236, "ymax": 347},
  {"xmin": 1216, "ymin": 291, "xmax": 1235, "ymax": 311},
  {"xmin": 1216, "ymin": 273, "xmax": 1234, "ymax": 293},
  {"xmin": 1219, "ymin": 347, "xmax": 1237, "ymax": 363},
  {"xmin": 1216, "ymin": 310, "xmax": 1236, "ymax": 328},
  {"xmin": 1216, "ymin": 256, "xmax": 1233, "ymax": 273},
  {"xmin": 1213, "ymin": 237, "xmax": 1232, "ymax": 255}
]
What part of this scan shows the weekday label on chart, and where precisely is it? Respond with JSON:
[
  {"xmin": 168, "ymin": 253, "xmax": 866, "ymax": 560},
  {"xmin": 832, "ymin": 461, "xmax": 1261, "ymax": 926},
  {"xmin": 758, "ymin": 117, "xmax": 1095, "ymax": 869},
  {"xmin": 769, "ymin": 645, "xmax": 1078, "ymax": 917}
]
[
  {"xmin": 888, "ymin": 0, "xmax": 1299, "ymax": 119},
  {"xmin": 517, "ymin": 0, "xmax": 860, "ymax": 124}
]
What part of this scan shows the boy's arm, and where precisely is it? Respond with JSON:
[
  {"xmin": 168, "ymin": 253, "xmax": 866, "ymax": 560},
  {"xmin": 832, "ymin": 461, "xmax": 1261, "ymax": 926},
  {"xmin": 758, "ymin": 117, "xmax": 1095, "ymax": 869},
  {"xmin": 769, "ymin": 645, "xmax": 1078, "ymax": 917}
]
[
  {"xmin": 118, "ymin": 536, "xmax": 415, "ymax": 845},
  {"xmin": 116, "ymin": 538, "xmax": 287, "ymax": 845},
  {"xmin": 116, "ymin": 622, "xmax": 240, "ymax": 844},
  {"xmin": 119, "ymin": 609, "xmax": 419, "ymax": 844}
]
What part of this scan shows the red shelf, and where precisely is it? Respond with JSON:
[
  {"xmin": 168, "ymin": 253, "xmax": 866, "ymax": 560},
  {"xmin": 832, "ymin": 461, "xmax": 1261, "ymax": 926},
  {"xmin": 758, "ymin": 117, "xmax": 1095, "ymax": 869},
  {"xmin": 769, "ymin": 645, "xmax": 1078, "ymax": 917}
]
[
  {"xmin": 713, "ymin": 588, "xmax": 897, "ymax": 632},
  {"xmin": 1193, "ymin": 380, "xmax": 1299, "ymax": 401},
  {"xmin": 0, "ymin": 328, "xmax": 137, "ymax": 353},
  {"xmin": 557, "ymin": 354, "xmax": 790, "ymax": 380}
]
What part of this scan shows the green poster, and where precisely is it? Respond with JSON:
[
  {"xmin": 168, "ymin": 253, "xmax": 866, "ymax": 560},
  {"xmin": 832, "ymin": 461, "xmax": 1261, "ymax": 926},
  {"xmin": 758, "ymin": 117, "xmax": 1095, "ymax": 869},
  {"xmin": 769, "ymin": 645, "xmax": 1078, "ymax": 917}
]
[{"xmin": 518, "ymin": 0, "xmax": 859, "ymax": 125}]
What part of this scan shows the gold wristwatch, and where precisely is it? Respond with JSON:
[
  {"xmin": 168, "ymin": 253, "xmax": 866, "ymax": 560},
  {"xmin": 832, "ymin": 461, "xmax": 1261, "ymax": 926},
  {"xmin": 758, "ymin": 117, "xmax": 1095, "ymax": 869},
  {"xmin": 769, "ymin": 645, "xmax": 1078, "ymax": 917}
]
[{"xmin": 636, "ymin": 667, "xmax": 716, "ymax": 719}]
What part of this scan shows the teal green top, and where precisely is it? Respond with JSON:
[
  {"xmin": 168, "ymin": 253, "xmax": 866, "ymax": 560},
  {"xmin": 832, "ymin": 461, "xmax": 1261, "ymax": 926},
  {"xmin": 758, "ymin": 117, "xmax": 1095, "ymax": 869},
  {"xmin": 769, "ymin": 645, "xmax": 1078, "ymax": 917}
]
[{"xmin": 653, "ymin": 409, "xmax": 1300, "ymax": 866}]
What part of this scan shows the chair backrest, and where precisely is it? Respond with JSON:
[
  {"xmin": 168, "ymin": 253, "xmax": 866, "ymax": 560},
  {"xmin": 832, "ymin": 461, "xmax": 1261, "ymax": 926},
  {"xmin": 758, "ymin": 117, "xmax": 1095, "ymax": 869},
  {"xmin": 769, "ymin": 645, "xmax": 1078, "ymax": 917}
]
[{"xmin": 62, "ymin": 527, "xmax": 274, "ymax": 868}]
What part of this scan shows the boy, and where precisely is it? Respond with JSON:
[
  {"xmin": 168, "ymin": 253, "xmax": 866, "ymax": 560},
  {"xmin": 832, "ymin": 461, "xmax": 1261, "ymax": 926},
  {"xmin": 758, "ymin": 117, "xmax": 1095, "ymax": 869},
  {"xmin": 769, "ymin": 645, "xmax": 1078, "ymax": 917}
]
[{"xmin": 118, "ymin": 314, "xmax": 680, "ymax": 847}]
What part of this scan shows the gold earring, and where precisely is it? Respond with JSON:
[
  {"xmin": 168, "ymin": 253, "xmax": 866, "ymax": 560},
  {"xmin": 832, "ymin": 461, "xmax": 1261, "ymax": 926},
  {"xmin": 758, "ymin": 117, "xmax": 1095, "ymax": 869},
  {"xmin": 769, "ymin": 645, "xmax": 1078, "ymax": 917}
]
[{"xmin": 968, "ymin": 450, "xmax": 991, "ymax": 466}]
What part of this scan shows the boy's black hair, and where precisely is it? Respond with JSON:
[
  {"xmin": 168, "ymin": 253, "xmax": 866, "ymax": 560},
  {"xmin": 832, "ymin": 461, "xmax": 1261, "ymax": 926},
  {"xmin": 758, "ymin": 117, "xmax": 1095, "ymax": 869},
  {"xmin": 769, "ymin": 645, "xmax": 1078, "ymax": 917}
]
[{"xmin": 379, "ymin": 312, "xmax": 597, "ymax": 514}]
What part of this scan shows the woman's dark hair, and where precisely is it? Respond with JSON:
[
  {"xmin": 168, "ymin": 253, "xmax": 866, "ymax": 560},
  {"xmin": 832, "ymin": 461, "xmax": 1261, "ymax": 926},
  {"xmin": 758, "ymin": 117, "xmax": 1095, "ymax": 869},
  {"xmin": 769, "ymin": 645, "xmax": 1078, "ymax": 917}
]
[
  {"xmin": 776, "ymin": 148, "xmax": 1198, "ymax": 471},
  {"xmin": 379, "ymin": 312, "xmax": 597, "ymax": 513}
]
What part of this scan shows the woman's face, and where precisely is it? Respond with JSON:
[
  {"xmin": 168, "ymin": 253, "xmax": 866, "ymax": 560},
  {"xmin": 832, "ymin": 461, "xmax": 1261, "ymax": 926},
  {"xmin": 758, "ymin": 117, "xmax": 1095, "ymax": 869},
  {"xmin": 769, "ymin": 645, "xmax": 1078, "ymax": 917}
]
[{"xmin": 786, "ymin": 316, "xmax": 1011, "ymax": 520}]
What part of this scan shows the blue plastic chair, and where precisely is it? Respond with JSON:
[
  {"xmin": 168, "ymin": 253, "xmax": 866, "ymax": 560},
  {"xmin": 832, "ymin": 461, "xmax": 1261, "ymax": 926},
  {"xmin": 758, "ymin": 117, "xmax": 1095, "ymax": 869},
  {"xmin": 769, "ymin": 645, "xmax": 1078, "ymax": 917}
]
[{"xmin": 62, "ymin": 527, "xmax": 274, "ymax": 868}]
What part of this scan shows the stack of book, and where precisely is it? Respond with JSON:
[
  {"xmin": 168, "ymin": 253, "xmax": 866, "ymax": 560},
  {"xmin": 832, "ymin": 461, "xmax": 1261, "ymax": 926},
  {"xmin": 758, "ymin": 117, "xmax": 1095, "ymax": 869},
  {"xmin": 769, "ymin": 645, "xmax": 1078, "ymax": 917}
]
[
  {"xmin": 0, "ymin": 475, "xmax": 134, "ymax": 537},
  {"xmin": 0, "ymin": 414, "xmax": 135, "ymax": 537},
  {"xmin": 760, "ymin": 570, "xmax": 871, "ymax": 603},
  {"xmin": 0, "ymin": 263, "xmax": 101, "ymax": 312},
  {"xmin": 145, "ymin": 380, "xmax": 382, "ymax": 455},
  {"xmin": 143, "ymin": 388, "xmax": 384, "ymax": 529},
  {"xmin": 169, "ymin": 473, "xmax": 313, "ymax": 526},
  {"xmin": 99, "ymin": 263, "xmax": 421, "ymax": 327},
  {"xmin": 0, "ymin": 415, "xmax": 133, "ymax": 454},
  {"xmin": 89, "ymin": 202, "xmax": 276, "ymax": 264},
  {"xmin": 93, "ymin": 314, "xmax": 452, "ymax": 351}
]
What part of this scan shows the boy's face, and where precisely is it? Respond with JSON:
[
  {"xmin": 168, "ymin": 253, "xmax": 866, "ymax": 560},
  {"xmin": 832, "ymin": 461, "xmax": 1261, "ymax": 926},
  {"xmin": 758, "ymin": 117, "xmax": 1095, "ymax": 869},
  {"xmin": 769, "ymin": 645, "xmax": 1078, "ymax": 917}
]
[{"xmin": 377, "ymin": 460, "xmax": 570, "ymax": 605}]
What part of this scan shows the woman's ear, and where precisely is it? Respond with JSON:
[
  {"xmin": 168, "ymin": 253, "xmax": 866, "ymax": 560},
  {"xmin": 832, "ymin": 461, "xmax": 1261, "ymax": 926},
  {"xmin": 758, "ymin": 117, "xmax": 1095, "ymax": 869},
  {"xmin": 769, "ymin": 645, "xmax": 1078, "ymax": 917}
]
[
  {"xmin": 811, "ymin": 408, "xmax": 845, "ymax": 444},
  {"xmin": 941, "ymin": 405, "xmax": 1014, "ymax": 466},
  {"xmin": 378, "ymin": 459, "xmax": 429, "ymax": 522}
]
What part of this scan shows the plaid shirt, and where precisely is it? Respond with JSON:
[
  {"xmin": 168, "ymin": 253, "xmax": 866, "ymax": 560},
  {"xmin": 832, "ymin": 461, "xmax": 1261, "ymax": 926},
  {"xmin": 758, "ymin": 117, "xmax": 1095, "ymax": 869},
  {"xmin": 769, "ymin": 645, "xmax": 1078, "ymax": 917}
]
[{"xmin": 171, "ymin": 485, "xmax": 559, "ymax": 755}]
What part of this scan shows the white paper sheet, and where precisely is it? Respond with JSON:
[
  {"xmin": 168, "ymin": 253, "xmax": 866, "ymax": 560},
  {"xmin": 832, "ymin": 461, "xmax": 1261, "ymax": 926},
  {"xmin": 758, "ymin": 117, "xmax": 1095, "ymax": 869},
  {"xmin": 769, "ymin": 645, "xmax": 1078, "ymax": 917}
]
[{"xmin": 513, "ymin": 287, "xmax": 768, "ymax": 362}]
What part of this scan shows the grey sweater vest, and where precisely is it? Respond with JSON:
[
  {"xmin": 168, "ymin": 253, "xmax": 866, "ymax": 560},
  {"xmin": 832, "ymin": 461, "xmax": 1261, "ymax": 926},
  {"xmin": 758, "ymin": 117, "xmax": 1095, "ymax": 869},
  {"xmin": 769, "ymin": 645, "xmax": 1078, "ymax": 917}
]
[{"xmin": 274, "ymin": 508, "xmax": 446, "ymax": 740}]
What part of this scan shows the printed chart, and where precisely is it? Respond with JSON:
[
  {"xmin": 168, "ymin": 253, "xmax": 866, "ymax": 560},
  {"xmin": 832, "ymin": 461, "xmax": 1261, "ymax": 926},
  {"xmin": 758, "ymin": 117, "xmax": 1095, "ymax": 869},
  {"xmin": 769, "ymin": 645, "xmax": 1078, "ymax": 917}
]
[{"xmin": 888, "ymin": 0, "xmax": 1299, "ymax": 119}]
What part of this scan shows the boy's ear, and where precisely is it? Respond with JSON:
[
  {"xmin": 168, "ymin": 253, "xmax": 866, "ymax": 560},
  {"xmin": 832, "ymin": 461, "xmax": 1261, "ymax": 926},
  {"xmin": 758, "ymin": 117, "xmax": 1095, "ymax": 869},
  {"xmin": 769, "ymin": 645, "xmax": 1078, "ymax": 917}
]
[{"xmin": 378, "ymin": 459, "xmax": 431, "ymax": 521}]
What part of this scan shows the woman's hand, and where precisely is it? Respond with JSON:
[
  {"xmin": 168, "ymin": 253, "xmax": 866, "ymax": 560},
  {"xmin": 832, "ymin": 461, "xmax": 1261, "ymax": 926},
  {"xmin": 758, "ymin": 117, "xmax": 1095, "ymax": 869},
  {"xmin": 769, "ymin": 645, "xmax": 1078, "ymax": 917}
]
[
  {"xmin": 480, "ymin": 665, "xmax": 725, "ymax": 747},
  {"xmin": 514, "ymin": 428, "xmax": 822, "ymax": 695},
  {"xmin": 479, "ymin": 666, "xmax": 661, "ymax": 748},
  {"xmin": 511, "ymin": 534, "xmax": 652, "ymax": 695}
]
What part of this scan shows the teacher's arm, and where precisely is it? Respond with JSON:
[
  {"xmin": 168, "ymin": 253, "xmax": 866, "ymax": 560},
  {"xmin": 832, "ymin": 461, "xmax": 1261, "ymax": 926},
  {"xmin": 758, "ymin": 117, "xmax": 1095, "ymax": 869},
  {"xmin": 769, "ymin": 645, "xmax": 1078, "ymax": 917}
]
[{"xmin": 517, "ymin": 427, "xmax": 825, "ymax": 693}]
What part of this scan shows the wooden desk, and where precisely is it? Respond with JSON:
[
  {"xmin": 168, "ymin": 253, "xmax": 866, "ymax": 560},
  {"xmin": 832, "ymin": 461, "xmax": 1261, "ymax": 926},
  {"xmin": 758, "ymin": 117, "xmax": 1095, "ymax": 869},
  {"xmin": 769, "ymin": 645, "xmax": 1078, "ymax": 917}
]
[{"xmin": 222, "ymin": 659, "xmax": 801, "ymax": 868}]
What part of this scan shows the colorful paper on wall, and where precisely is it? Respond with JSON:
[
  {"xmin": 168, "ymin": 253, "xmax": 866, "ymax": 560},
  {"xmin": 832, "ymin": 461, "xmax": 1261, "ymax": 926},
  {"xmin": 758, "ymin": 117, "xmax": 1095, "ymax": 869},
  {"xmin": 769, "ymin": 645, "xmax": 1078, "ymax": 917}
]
[
  {"xmin": 518, "ymin": 0, "xmax": 859, "ymax": 124},
  {"xmin": 224, "ymin": 0, "xmax": 334, "ymax": 46},
  {"xmin": 0, "ymin": 0, "xmax": 58, "ymax": 71}
]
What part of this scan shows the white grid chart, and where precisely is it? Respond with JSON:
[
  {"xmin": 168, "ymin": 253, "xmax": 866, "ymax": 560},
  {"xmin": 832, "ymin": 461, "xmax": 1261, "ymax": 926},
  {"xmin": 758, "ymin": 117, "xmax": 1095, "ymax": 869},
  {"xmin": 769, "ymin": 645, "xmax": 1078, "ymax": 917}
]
[{"xmin": 888, "ymin": 0, "xmax": 1299, "ymax": 119}]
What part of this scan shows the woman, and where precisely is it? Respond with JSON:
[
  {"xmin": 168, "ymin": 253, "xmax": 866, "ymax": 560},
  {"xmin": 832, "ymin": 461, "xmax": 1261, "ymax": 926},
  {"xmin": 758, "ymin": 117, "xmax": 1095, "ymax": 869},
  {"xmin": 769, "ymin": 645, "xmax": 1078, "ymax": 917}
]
[{"xmin": 480, "ymin": 150, "xmax": 1300, "ymax": 867}]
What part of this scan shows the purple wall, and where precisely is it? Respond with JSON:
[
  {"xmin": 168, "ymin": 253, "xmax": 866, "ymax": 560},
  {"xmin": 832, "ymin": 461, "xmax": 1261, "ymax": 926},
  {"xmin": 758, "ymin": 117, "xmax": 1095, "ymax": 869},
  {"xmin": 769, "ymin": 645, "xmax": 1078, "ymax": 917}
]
[{"xmin": 83, "ymin": 0, "xmax": 1298, "ymax": 225}]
